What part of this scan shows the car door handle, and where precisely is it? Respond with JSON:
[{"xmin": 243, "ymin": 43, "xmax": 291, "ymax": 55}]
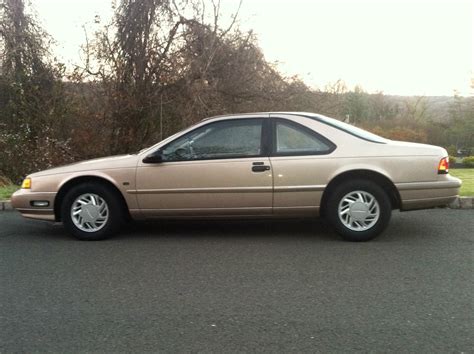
[{"xmin": 252, "ymin": 165, "xmax": 271, "ymax": 172}]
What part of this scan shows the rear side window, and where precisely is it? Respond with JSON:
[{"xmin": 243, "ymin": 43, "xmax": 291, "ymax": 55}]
[
  {"xmin": 301, "ymin": 113, "xmax": 387, "ymax": 144},
  {"xmin": 274, "ymin": 120, "xmax": 335, "ymax": 155}
]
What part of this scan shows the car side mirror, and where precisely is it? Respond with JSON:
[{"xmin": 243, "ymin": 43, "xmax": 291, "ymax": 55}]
[{"xmin": 142, "ymin": 150, "xmax": 163, "ymax": 164}]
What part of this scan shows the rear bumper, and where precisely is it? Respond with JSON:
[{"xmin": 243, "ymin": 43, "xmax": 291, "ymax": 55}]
[
  {"xmin": 11, "ymin": 189, "xmax": 56, "ymax": 221},
  {"xmin": 396, "ymin": 176, "xmax": 462, "ymax": 211}
]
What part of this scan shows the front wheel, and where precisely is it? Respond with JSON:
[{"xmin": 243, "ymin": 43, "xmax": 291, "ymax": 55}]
[
  {"xmin": 326, "ymin": 180, "xmax": 392, "ymax": 242},
  {"xmin": 61, "ymin": 183, "xmax": 124, "ymax": 240}
]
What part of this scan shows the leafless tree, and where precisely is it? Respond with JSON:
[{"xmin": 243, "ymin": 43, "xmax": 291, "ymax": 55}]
[{"xmin": 0, "ymin": 0, "xmax": 72, "ymax": 181}]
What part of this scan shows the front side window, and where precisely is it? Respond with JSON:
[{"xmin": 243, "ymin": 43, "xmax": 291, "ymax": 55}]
[
  {"xmin": 161, "ymin": 119, "xmax": 263, "ymax": 161},
  {"xmin": 275, "ymin": 120, "xmax": 334, "ymax": 155}
]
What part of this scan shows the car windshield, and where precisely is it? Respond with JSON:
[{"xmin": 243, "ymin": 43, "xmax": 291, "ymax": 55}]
[{"xmin": 305, "ymin": 113, "xmax": 388, "ymax": 144}]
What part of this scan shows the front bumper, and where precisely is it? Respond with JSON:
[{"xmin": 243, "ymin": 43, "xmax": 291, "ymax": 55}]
[
  {"xmin": 11, "ymin": 189, "xmax": 57, "ymax": 221},
  {"xmin": 396, "ymin": 176, "xmax": 462, "ymax": 211}
]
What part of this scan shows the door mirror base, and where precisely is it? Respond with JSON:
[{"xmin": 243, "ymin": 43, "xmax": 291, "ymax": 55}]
[{"xmin": 143, "ymin": 151, "xmax": 163, "ymax": 164}]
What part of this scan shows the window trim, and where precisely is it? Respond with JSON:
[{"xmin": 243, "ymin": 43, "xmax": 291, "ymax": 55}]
[
  {"xmin": 157, "ymin": 117, "xmax": 268, "ymax": 162},
  {"xmin": 270, "ymin": 118, "xmax": 337, "ymax": 157}
]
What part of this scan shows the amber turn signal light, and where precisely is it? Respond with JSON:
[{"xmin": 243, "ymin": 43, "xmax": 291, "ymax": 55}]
[{"xmin": 21, "ymin": 178, "xmax": 32, "ymax": 189}]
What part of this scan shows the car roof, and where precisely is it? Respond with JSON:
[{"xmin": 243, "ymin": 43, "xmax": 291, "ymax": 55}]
[{"xmin": 201, "ymin": 112, "xmax": 323, "ymax": 121}]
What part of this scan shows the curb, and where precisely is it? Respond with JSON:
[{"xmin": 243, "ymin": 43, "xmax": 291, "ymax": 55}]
[
  {"xmin": 0, "ymin": 200, "xmax": 13, "ymax": 211},
  {"xmin": 448, "ymin": 196, "xmax": 474, "ymax": 209},
  {"xmin": 1, "ymin": 197, "xmax": 473, "ymax": 211}
]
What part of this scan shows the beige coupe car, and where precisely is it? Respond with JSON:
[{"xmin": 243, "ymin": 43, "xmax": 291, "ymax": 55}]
[{"xmin": 12, "ymin": 112, "xmax": 461, "ymax": 241}]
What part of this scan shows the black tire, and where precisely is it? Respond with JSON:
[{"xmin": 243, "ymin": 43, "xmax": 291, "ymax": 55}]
[
  {"xmin": 61, "ymin": 183, "xmax": 124, "ymax": 241},
  {"xmin": 326, "ymin": 179, "xmax": 391, "ymax": 242}
]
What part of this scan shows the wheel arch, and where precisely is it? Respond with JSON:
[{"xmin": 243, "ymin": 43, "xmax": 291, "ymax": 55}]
[
  {"xmin": 54, "ymin": 175, "xmax": 130, "ymax": 222},
  {"xmin": 320, "ymin": 169, "xmax": 401, "ymax": 217}
]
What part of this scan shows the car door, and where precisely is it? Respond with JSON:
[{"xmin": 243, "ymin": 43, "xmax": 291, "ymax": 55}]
[
  {"xmin": 269, "ymin": 114, "xmax": 337, "ymax": 215},
  {"xmin": 135, "ymin": 117, "xmax": 273, "ymax": 217}
]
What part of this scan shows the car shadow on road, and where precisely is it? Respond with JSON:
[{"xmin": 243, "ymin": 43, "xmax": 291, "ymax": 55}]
[
  {"xmin": 2, "ymin": 211, "xmax": 338, "ymax": 242},
  {"xmin": 3, "ymin": 210, "xmax": 447, "ymax": 244},
  {"xmin": 113, "ymin": 210, "xmax": 429, "ymax": 243},
  {"xmin": 102, "ymin": 211, "xmax": 438, "ymax": 243},
  {"xmin": 117, "ymin": 217, "xmax": 339, "ymax": 242}
]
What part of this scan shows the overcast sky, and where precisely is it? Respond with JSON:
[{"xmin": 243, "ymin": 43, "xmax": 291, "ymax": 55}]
[{"xmin": 33, "ymin": 0, "xmax": 473, "ymax": 96}]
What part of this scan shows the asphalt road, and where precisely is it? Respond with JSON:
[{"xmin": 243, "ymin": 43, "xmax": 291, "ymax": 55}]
[{"xmin": 1, "ymin": 209, "xmax": 473, "ymax": 353}]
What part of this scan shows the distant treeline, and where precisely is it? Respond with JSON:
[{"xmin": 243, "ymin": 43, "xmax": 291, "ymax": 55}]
[{"xmin": 1, "ymin": 0, "xmax": 473, "ymax": 182}]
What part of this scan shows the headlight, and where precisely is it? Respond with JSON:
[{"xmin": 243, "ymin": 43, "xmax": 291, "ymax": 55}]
[{"xmin": 21, "ymin": 178, "xmax": 32, "ymax": 189}]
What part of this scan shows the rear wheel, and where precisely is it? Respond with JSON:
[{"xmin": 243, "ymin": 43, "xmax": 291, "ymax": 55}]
[
  {"xmin": 326, "ymin": 179, "xmax": 391, "ymax": 241},
  {"xmin": 61, "ymin": 183, "xmax": 124, "ymax": 240}
]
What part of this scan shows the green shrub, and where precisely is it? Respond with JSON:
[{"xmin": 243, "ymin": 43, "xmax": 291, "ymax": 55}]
[
  {"xmin": 462, "ymin": 156, "xmax": 474, "ymax": 168},
  {"xmin": 0, "ymin": 185, "xmax": 18, "ymax": 200},
  {"xmin": 449, "ymin": 156, "xmax": 457, "ymax": 165},
  {"xmin": 0, "ymin": 175, "xmax": 13, "ymax": 187},
  {"xmin": 446, "ymin": 145, "xmax": 457, "ymax": 156}
]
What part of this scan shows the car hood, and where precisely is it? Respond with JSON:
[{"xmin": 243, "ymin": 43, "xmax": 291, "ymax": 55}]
[{"xmin": 30, "ymin": 154, "xmax": 139, "ymax": 177}]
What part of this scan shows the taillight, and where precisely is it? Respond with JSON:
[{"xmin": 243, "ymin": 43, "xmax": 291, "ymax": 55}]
[{"xmin": 438, "ymin": 157, "xmax": 449, "ymax": 174}]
